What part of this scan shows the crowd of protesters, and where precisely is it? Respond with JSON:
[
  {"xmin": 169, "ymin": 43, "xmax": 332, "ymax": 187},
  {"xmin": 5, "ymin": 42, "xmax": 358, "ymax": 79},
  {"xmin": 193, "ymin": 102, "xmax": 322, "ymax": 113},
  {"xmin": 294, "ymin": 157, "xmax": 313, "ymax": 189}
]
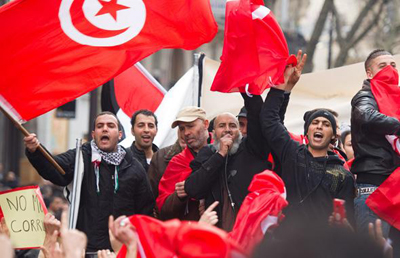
[{"xmin": 0, "ymin": 48, "xmax": 399, "ymax": 258}]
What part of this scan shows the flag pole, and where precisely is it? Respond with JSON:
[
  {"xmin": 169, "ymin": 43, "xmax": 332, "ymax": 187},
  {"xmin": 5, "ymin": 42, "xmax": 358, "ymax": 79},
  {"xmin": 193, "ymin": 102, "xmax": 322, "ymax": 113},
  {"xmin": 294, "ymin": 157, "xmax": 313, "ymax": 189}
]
[{"xmin": 0, "ymin": 106, "xmax": 66, "ymax": 175}]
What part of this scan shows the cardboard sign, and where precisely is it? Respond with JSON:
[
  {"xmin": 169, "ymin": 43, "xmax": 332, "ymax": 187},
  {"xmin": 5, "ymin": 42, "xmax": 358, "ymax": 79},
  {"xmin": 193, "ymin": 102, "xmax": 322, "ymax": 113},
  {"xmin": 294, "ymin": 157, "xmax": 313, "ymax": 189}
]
[{"xmin": 0, "ymin": 186, "xmax": 47, "ymax": 249}]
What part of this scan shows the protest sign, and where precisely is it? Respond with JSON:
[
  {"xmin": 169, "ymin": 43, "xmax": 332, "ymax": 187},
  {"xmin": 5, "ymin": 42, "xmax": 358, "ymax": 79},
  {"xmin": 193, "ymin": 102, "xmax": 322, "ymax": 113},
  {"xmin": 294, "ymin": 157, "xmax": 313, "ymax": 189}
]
[{"xmin": 0, "ymin": 186, "xmax": 47, "ymax": 249}]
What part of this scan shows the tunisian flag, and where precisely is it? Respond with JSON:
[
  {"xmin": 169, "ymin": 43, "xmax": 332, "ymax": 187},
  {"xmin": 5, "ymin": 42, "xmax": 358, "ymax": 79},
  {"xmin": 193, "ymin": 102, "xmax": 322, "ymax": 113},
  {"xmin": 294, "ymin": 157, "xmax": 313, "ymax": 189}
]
[
  {"xmin": 211, "ymin": 0, "xmax": 296, "ymax": 94},
  {"xmin": 229, "ymin": 170, "xmax": 288, "ymax": 254},
  {"xmin": 0, "ymin": 0, "xmax": 217, "ymax": 122},
  {"xmin": 116, "ymin": 215, "xmax": 245, "ymax": 258}
]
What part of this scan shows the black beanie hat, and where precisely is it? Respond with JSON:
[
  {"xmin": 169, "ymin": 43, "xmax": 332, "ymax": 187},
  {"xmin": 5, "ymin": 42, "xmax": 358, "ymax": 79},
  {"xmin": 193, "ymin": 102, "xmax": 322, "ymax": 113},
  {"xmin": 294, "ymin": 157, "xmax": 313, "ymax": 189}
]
[{"xmin": 303, "ymin": 109, "xmax": 337, "ymax": 137}]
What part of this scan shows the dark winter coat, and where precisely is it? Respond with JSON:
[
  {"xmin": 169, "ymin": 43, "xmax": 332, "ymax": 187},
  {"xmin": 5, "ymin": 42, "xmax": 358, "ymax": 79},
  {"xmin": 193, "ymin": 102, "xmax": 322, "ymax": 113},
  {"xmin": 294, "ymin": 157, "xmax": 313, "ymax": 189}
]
[
  {"xmin": 129, "ymin": 142, "xmax": 159, "ymax": 173},
  {"xmin": 26, "ymin": 142, "xmax": 154, "ymax": 252},
  {"xmin": 351, "ymin": 80, "xmax": 400, "ymax": 186},
  {"xmin": 261, "ymin": 88, "xmax": 355, "ymax": 226},
  {"xmin": 185, "ymin": 94, "xmax": 272, "ymax": 229}
]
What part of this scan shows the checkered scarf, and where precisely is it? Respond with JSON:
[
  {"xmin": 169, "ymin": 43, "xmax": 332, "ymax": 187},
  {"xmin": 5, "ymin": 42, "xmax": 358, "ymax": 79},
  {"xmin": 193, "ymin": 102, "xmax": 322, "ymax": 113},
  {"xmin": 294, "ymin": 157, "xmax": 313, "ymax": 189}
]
[{"xmin": 91, "ymin": 140, "xmax": 126, "ymax": 165}]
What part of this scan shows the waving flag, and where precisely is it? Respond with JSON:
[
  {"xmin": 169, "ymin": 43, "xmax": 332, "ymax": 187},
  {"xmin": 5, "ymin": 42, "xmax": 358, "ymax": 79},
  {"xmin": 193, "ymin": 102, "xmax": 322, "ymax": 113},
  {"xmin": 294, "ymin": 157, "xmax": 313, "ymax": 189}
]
[
  {"xmin": 0, "ymin": 0, "xmax": 217, "ymax": 122},
  {"xmin": 211, "ymin": 0, "xmax": 296, "ymax": 94}
]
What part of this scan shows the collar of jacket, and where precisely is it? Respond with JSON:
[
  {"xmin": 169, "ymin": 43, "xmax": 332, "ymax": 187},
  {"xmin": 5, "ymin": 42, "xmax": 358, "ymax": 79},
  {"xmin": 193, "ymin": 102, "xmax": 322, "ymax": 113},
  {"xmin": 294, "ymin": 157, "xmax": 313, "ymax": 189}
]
[
  {"xmin": 361, "ymin": 79, "xmax": 371, "ymax": 91},
  {"xmin": 303, "ymin": 147, "xmax": 345, "ymax": 166},
  {"xmin": 130, "ymin": 142, "xmax": 159, "ymax": 156}
]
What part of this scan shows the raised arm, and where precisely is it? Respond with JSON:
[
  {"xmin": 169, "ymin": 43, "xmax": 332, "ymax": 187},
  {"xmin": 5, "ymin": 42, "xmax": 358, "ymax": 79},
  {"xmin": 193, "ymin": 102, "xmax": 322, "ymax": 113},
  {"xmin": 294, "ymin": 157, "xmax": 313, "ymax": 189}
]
[
  {"xmin": 241, "ymin": 93, "xmax": 270, "ymax": 159},
  {"xmin": 260, "ymin": 50, "xmax": 307, "ymax": 164},
  {"xmin": 260, "ymin": 88, "xmax": 299, "ymax": 164}
]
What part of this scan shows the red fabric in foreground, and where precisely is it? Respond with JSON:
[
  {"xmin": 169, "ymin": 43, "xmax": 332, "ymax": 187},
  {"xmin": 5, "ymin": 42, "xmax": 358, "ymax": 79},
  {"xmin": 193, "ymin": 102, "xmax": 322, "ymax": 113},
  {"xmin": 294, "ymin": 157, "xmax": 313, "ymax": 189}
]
[
  {"xmin": 229, "ymin": 170, "xmax": 288, "ymax": 255},
  {"xmin": 156, "ymin": 147, "xmax": 194, "ymax": 211},
  {"xmin": 116, "ymin": 215, "xmax": 245, "ymax": 258},
  {"xmin": 367, "ymin": 168, "xmax": 400, "ymax": 230},
  {"xmin": 211, "ymin": 0, "xmax": 296, "ymax": 94}
]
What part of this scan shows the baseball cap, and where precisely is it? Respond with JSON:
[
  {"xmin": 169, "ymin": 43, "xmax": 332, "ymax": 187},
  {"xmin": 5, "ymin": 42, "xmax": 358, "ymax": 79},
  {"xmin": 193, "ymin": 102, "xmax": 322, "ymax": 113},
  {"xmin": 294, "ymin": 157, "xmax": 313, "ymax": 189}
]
[{"xmin": 171, "ymin": 106, "xmax": 207, "ymax": 128}]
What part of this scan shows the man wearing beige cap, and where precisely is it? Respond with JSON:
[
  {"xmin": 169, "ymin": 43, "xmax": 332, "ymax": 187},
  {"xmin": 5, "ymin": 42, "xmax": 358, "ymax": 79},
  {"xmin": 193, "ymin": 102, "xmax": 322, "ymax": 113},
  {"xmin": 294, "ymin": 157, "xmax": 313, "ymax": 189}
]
[{"xmin": 156, "ymin": 106, "xmax": 211, "ymax": 221}]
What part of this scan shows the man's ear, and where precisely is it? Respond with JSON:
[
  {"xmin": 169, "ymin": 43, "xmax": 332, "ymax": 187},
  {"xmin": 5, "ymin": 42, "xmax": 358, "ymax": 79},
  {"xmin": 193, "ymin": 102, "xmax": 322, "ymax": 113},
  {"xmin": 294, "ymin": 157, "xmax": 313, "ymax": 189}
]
[
  {"xmin": 119, "ymin": 130, "xmax": 123, "ymax": 140},
  {"xmin": 366, "ymin": 69, "xmax": 373, "ymax": 79},
  {"xmin": 204, "ymin": 119, "xmax": 209, "ymax": 130},
  {"xmin": 131, "ymin": 127, "xmax": 135, "ymax": 136},
  {"xmin": 330, "ymin": 135, "xmax": 337, "ymax": 145},
  {"xmin": 91, "ymin": 131, "xmax": 94, "ymax": 140}
]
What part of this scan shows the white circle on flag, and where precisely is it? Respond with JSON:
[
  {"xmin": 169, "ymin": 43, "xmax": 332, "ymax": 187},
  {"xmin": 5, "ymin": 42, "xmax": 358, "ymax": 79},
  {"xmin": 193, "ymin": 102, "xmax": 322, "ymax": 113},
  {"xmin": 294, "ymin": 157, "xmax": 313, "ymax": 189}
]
[{"xmin": 59, "ymin": 0, "xmax": 146, "ymax": 47}]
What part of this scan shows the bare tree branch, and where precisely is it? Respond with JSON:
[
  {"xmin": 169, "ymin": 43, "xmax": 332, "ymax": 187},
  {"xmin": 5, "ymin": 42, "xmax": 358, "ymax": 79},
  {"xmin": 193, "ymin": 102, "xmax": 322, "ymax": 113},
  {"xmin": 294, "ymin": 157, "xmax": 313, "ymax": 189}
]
[
  {"xmin": 350, "ymin": 1, "xmax": 386, "ymax": 47},
  {"xmin": 331, "ymin": 2, "xmax": 344, "ymax": 48},
  {"xmin": 343, "ymin": 0, "xmax": 378, "ymax": 43},
  {"xmin": 334, "ymin": 0, "xmax": 386, "ymax": 67},
  {"xmin": 304, "ymin": 0, "xmax": 334, "ymax": 73}
]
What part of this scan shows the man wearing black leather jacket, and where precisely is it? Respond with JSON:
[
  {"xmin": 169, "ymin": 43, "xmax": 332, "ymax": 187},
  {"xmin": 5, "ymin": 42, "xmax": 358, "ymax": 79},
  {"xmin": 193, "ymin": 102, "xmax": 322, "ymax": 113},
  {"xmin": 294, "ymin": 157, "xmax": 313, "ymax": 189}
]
[{"xmin": 351, "ymin": 49, "xmax": 400, "ymax": 237}]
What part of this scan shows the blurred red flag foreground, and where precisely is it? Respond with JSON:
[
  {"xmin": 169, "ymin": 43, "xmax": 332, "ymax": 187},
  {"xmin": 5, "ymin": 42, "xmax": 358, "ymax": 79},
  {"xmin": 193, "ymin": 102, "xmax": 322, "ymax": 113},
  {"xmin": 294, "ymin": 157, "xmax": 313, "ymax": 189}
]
[
  {"xmin": 229, "ymin": 170, "xmax": 288, "ymax": 254},
  {"xmin": 0, "ymin": 0, "xmax": 217, "ymax": 122},
  {"xmin": 211, "ymin": 0, "xmax": 296, "ymax": 95},
  {"xmin": 116, "ymin": 215, "xmax": 246, "ymax": 258}
]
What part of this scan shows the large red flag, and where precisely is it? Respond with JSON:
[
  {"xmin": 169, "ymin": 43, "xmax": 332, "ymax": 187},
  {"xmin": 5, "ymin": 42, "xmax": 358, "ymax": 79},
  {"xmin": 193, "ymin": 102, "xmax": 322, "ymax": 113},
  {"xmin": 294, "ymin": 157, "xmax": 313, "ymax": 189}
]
[
  {"xmin": 211, "ymin": 0, "xmax": 296, "ymax": 94},
  {"xmin": 0, "ymin": 0, "xmax": 217, "ymax": 122}
]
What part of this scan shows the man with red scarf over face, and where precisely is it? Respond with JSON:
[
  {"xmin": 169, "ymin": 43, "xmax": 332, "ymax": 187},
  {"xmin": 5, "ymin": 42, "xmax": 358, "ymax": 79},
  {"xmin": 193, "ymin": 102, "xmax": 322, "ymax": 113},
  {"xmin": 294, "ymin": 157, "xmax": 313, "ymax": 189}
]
[{"xmin": 351, "ymin": 49, "xmax": 400, "ymax": 238}]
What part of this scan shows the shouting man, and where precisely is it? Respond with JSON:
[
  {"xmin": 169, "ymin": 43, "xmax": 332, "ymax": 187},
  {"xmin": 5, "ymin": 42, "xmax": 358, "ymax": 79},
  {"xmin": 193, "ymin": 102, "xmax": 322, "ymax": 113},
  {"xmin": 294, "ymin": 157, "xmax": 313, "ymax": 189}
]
[
  {"xmin": 24, "ymin": 111, "xmax": 154, "ymax": 252},
  {"xmin": 260, "ymin": 51, "xmax": 355, "ymax": 229}
]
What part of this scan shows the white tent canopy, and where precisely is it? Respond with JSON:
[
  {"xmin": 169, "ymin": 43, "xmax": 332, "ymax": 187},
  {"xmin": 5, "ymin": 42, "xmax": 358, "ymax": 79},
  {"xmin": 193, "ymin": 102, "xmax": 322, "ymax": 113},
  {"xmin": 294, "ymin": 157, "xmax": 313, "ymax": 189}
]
[{"xmin": 200, "ymin": 55, "xmax": 400, "ymax": 134}]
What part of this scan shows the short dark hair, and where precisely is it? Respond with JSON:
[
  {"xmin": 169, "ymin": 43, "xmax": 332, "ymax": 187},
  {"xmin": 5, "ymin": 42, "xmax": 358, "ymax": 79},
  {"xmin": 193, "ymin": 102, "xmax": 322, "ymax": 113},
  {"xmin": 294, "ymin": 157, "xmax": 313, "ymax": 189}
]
[
  {"xmin": 92, "ymin": 111, "xmax": 122, "ymax": 131},
  {"xmin": 365, "ymin": 49, "xmax": 392, "ymax": 71},
  {"xmin": 130, "ymin": 109, "xmax": 158, "ymax": 127}
]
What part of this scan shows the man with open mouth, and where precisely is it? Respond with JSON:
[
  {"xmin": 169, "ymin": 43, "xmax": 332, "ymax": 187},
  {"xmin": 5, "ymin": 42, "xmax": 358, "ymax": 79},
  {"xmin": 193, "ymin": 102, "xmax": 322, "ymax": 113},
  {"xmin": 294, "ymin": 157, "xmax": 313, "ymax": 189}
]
[
  {"xmin": 24, "ymin": 111, "xmax": 154, "ymax": 253},
  {"xmin": 129, "ymin": 109, "xmax": 159, "ymax": 173},
  {"xmin": 260, "ymin": 52, "xmax": 355, "ymax": 230}
]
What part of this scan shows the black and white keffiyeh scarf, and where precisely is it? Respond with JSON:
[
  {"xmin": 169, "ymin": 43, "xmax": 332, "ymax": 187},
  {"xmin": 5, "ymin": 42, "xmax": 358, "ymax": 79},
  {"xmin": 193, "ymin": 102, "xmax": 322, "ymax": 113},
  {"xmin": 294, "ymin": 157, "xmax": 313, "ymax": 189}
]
[{"xmin": 91, "ymin": 140, "xmax": 126, "ymax": 194}]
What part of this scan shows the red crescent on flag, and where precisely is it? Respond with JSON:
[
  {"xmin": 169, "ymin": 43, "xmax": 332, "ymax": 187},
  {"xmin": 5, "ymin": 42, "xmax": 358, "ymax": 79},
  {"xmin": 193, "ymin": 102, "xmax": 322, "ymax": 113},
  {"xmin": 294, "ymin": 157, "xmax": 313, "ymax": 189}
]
[{"xmin": 70, "ymin": 0, "xmax": 129, "ymax": 39}]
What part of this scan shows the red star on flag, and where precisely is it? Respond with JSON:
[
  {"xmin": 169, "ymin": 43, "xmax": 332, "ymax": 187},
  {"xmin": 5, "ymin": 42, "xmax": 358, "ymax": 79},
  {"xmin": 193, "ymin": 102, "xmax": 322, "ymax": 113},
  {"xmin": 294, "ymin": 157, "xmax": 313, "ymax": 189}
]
[{"xmin": 95, "ymin": 0, "xmax": 130, "ymax": 21}]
